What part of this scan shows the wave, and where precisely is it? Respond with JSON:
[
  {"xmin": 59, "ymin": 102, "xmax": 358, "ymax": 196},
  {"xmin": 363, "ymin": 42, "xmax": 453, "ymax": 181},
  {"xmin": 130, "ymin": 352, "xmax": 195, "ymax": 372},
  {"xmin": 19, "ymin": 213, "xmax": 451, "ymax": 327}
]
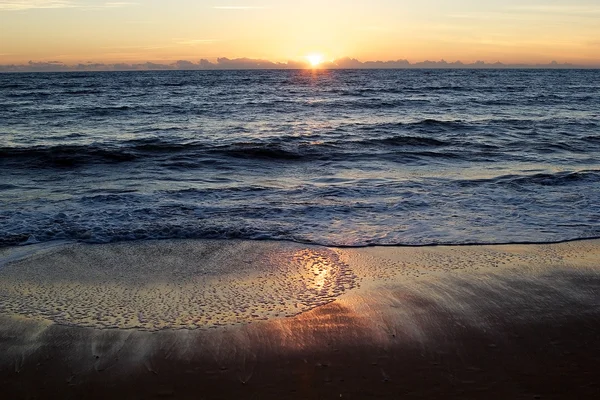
[
  {"xmin": 208, "ymin": 143, "xmax": 305, "ymax": 160},
  {"xmin": 161, "ymin": 81, "xmax": 190, "ymax": 87},
  {"xmin": 0, "ymin": 132, "xmax": 457, "ymax": 168},
  {"xmin": 458, "ymin": 170, "xmax": 600, "ymax": 187},
  {"xmin": 4, "ymin": 124, "xmax": 596, "ymax": 169},
  {"xmin": 0, "ymin": 137, "xmax": 576, "ymax": 169},
  {"xmin": 507, "ymin": 170, "xmax": 600, "ymax": 186},
  {"xmin": 584, "ymin": 135, "xmax": 600, "ymax": 143},
  {"xmin": 0, "ymin": 145, "xmax": 138, "ymax": 167},
  {"xmin": 1, "ymin": 166, "xmax": 598, "ymax": 248},
  {"xmin": 363, "ymin": 135, "xmax": 448, "ymax": 147},
  {"xmin": 352, "ymin": 119, "xmax": 470, "ymax": 132},
  {"xmin": 0, "ymin": 184, "xmax": 19, "ymax": 190},
  {"xmin": 0, "ymin": 82, "xmax": 25, "ymax": 89},
  {"xmin": 62, "ymin": 89, "xmax": 105, "ymax": 95},
  {"xmin": 4, "ymin": 91, "xmax": 53, "ymax": 98},
  {"xmin": 0, "ymin": 141, "xmax": 314, "ymax": 167},
  {"xmin": 2, "ymin": 223, "xmax": 599, "ymax": 249}
]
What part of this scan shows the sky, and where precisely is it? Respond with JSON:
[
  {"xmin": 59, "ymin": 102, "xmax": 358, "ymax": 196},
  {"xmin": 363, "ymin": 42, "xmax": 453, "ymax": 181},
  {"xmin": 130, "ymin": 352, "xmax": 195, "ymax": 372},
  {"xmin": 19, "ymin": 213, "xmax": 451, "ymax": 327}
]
[{"xmin": 1, "ymin": 0, "xmax": 599, "ymax": 67}]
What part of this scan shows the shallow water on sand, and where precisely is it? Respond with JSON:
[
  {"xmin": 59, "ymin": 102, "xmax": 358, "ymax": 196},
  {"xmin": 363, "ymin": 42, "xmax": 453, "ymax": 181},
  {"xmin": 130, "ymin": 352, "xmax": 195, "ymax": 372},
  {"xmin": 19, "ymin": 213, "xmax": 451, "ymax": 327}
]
[
  {"xmin": 1, "ymin": 239, "xmax": 598, "ymax": 330},
  {"xmin": 0, "ymin": 240, "xmax": 357, "ymax": 330}
]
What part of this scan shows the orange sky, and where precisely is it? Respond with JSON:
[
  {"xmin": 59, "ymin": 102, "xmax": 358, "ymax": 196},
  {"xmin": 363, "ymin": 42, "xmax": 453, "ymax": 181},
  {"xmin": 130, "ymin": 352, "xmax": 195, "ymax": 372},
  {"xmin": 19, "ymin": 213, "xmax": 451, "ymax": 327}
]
[{"xmin": 1, "ymin": 1, "xmax": 599, "ymax": 66}]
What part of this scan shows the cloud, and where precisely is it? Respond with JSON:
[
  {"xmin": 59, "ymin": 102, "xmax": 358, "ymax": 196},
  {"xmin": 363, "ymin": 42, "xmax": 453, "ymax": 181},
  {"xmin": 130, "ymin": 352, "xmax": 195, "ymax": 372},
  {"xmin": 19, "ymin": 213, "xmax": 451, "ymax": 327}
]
[
  {"xmin": 450, "ymin": 4, "xmax": 600, "ymax": 20},
  {"xmin": 3, "ymin": 60, "xmax": 71, "ymax": 71},
  {"xmin": 511, "ymin": 5, "xmax": 600, "ymax": 16},
  {"xmin": 99, "ymin": 44, "xmax": 169, "ymax": 50},
  {"xmin": 1, "ymin": 57, "xmax": 592, "ymax": 73},
  {"xmin": 0, "ymin": 0, "xmax": 136, "ymax": 11},
  {"xmin": 0, "ymin": 0, "xmax": 74, "ymax": 10},
  {"xmin": 212, "ymin": 6, "xmax": 268, "ymax": 10},
  {"xmin": 80, "ymin": 1, "xmax": 138, "ymax": 10},
  {"xmin": 103, "ymin": 2, "xmax": 137, "ymax": 7},
  {"xmin": 173, "ymin": 60, "xmax": 202, "ymax": 70},
  {"xmin": 213, "ymin": 57, "xmax": 281, "ymax": 69},
  {"xmin": 329, "ymin": 57, "xmax": 411, "ymax": 69}
]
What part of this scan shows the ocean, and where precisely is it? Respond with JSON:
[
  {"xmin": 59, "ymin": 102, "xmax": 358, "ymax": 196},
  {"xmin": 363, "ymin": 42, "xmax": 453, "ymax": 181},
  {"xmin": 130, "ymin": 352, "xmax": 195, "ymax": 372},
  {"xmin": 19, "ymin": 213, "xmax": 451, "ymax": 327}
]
[{"xmin": 1, "ymin": 69, "xmax": 599, "ymax": 247}]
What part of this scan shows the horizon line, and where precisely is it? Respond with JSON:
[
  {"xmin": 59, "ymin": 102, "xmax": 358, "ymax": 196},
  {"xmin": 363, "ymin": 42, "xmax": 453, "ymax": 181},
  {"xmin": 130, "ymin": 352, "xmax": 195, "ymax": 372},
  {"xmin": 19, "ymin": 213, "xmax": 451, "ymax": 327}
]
[{"xmin": 1, "ymin": 57, "xmax": 599, "ymax": 73}]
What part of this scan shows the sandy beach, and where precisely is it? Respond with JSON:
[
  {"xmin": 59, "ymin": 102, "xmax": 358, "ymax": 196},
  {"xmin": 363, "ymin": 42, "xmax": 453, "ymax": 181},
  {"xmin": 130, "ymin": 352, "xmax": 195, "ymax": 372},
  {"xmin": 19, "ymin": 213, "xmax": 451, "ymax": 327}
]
[{"xmin": 1, "ymin": 239, "xmax": 599, "ymax": 399}]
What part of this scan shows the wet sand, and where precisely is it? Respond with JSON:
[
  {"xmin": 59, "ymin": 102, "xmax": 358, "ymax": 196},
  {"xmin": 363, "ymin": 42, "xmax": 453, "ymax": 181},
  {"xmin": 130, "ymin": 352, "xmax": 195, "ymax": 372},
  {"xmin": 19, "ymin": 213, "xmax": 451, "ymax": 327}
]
[{"xmin": 1, "ymin": 239, "xmax": 599, "ymax": 399}]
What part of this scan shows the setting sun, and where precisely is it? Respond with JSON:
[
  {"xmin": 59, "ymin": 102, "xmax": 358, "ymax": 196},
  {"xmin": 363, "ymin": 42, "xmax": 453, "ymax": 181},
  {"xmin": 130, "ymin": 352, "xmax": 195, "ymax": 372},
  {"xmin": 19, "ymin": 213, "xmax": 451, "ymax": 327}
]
[{"xmin": 306, "ymin": 54, "xmax": 324, "ymax": 67}]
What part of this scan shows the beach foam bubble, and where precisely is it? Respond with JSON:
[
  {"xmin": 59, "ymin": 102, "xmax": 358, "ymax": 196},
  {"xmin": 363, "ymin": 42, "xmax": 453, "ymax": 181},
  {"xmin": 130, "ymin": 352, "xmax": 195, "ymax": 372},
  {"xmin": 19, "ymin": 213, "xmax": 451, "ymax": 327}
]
[{"xmin": 0, "ymin": 240, "xmax": 357, "ymax": 331}]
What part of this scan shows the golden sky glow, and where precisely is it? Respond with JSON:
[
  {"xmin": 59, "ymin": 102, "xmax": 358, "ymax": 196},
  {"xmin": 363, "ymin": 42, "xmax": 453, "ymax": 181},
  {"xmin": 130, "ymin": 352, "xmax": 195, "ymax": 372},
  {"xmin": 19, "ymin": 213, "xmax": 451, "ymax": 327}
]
[{"xmin": 1, "ymin": 0, "xmax": 599, "ymax": 66}]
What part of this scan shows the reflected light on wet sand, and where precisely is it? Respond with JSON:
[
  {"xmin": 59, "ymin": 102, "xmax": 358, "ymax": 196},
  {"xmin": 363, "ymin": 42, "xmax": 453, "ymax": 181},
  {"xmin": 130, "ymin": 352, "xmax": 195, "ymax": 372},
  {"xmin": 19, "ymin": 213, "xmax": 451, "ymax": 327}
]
[{"xmin": 0, "ymin": 240, "xmax": 358, "ymax": 331}]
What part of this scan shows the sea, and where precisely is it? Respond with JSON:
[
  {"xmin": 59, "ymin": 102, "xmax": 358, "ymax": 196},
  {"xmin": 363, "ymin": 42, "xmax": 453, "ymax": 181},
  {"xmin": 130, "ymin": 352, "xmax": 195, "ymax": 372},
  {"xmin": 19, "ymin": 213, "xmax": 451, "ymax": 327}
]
[{"xmin": 1, "ymin": 69, "xmax": 599, "ymax": 247}]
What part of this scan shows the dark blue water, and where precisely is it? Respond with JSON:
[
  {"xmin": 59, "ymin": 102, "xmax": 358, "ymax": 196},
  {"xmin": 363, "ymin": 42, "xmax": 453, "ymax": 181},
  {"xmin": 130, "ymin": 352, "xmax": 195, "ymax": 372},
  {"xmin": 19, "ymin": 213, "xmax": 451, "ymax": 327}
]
[{"xmin": 1, "ymin": 69, "xmax": 599, "ymax": 247}]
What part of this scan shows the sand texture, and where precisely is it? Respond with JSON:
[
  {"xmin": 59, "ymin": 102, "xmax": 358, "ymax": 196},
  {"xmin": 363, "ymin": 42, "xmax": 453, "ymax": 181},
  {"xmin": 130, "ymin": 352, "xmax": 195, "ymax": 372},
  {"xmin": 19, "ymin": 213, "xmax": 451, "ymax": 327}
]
[{"xmin": 1, "ymin": 239, "xmax": 599, "ymax": 399}]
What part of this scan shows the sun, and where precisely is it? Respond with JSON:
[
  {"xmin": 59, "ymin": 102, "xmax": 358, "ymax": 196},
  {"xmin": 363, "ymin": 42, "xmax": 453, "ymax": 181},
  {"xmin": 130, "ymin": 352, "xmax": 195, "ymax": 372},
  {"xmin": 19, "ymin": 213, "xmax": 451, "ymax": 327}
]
[{"xmin": 306, "ymin": 53, "xmax": 324, "ymax": 67}]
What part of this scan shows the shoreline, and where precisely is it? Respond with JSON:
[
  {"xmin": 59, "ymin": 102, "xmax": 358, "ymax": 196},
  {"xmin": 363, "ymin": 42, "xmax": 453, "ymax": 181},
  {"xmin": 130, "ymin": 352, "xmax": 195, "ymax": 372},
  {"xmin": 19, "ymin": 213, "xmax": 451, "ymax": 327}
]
[
  {"xmin": 3, "ymin": 232, "xmax": 600, "ymax": 251},
  {"xmin": 1, "ymin": 239, "xmax": 599, "ymax": 398}
]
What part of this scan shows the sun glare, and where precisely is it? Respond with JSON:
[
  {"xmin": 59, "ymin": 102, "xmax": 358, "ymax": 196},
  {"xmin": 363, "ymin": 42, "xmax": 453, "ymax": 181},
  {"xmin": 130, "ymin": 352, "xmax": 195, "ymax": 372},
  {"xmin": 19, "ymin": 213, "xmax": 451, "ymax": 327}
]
[{"xmin": 306, "ymin": 53, "xmax": 324, "ymax": 67}]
